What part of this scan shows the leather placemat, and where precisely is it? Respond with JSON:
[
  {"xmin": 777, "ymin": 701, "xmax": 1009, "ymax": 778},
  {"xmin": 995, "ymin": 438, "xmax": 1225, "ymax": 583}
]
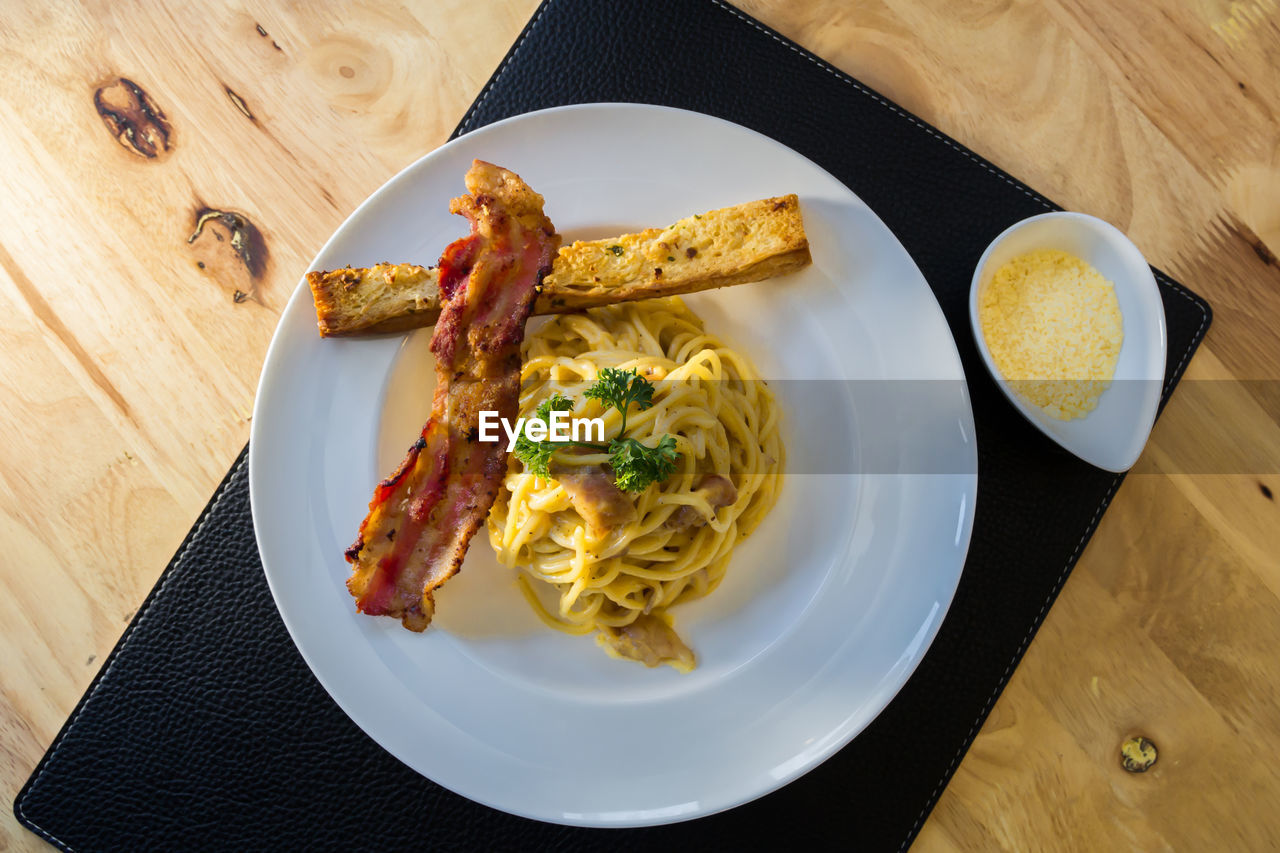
[{"xmin": 15, "ymin": 0, "xmax": 1212, "ymax": 849}]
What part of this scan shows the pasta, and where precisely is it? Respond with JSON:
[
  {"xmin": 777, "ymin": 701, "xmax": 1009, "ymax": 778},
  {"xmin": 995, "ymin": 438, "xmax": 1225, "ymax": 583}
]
[{"xmin": 486, "ymin": 297, "xmax": 784, "ymax": 671}]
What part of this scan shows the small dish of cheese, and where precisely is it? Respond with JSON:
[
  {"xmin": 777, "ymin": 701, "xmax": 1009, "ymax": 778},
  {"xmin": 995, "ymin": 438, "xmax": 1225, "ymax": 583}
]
[
  {"xmin": 969, "ymin": 212, "xmax": 1167, "ymax": 472},
  {"xmin": 979, "ymin": 248, "xmax": 1123, "ymax": 420}
]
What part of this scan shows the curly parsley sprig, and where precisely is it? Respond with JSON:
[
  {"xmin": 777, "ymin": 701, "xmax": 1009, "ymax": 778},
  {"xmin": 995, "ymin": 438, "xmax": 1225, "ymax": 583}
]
[
  {"xmin": 513, "ymin": 368, "xmax": 680, "ymax": 492},
  {"xmin": 511, "ymin": 394, "xmax": 575, "ymax": 482}
]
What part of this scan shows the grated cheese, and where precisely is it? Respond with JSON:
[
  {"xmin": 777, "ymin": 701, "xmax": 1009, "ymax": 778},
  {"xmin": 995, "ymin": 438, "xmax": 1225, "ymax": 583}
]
[{"xmin": 979, "ymin": 249, "xmax": 1124, "ymax": 420}]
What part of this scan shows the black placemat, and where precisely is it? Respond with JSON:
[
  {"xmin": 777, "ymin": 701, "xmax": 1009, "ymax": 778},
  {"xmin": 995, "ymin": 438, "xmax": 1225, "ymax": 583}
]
[{"xmin": 15, "ymin": 0, "xmax": 1212, "ymax": 850}]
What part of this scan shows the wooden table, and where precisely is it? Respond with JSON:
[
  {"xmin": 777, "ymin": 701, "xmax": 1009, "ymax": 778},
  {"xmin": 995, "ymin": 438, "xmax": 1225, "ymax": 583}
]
[{"xmin": 2, "ymin": 1, "xmax": 1277, "ymax": 848}]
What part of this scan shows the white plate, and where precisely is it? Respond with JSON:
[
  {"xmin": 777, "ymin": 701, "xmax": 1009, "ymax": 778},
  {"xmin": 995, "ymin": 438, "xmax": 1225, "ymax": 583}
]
[{"xmin": 250, "ymin": 104, "xmax": 977, "ymax": 827}]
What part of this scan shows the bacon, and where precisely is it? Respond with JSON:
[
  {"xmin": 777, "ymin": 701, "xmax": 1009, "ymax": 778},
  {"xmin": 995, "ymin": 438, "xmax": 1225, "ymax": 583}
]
[
  {"xmin": 344, "ymin": 161, "xmax": 560, "ymax": 630},
  {"xmin": 550, "ymin": 459, "xmax": 637, "ymax": 536}
]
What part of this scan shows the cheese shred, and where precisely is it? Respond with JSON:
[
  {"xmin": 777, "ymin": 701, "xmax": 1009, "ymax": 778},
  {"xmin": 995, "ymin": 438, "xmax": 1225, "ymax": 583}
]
[{"xmin": 979, "ymin": 249, "xmax": 1124, "ymax": 420}]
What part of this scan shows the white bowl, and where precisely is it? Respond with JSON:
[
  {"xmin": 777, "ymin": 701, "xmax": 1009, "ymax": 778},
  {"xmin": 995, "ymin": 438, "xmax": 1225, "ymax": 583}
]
[{"xmin": 969, "ymin": 212, "xmax": 1167, "ymax": 472}]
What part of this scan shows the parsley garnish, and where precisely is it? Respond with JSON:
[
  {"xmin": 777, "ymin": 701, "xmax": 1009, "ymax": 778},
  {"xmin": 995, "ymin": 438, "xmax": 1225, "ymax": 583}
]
[
  {"xmin": 609, "ymin": 435, "xmax": 680, "ymax": 492},
  {"xmin": 583, "ymin": 367, "xmax": 656, "ymax": 433},
  {"xmin": 511, "ymin": 394, "xmax": 574, "ymax": 480},
  {"xmin": 513, "ymin": 368, "xmax": 680, "ymax": 491},
  {"xmin": 606, "ymin": 244, "xmax": 624, "ymax": 256}
]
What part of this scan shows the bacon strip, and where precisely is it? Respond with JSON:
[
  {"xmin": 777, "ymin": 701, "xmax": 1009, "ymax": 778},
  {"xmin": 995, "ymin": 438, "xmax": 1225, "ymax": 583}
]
[{"xmin": 344, "ymin": 160, "xmax": 560, "ymax": 630}]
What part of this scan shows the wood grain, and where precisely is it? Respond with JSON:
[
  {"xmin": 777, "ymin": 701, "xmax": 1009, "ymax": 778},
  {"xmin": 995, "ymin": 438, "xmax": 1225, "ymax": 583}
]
[{"xmin": 1, "ymin": 0, "xmax": 1277, "ymax": 849}]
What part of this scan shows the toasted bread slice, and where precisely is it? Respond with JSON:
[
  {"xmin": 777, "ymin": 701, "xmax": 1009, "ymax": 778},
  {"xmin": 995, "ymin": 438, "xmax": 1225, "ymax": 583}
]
[
  {"xmin": 308, "ymin": 263, "xmax": 438, "ymax": 336},
  {"xmin": 308, "ymin": 194, "xmax": 809, "ymax": 336}
]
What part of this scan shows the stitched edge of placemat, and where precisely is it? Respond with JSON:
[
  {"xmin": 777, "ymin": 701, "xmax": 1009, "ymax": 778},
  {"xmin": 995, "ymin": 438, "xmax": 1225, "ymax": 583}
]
[
  {"xmin": 13, "ymin": 1, "xmax": 1214, "ymax": 849},
  {"xmin": 13, "ymin": 450, "xmax": 251, "ymax": 853}
]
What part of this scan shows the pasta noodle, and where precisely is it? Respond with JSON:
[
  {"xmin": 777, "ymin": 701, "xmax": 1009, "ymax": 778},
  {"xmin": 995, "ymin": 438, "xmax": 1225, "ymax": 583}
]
[{"xmin": 486, "ymin": 297, "xmax": 784, "ymax": 671}]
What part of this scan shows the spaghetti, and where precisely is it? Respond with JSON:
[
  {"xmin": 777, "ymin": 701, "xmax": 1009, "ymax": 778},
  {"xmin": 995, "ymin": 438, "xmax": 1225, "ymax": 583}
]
[{"xmin": 486, "ymin": 297, "xmax": 784, "ymax": 671}]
